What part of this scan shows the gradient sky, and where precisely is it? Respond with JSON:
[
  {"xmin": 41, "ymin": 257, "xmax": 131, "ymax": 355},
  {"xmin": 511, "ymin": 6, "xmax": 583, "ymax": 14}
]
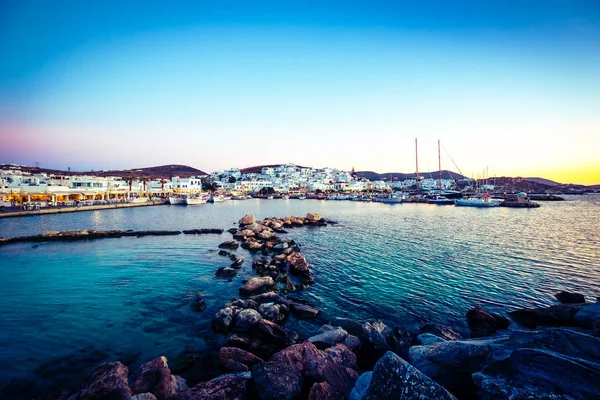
[{"xmin": 1, "ymin": 1, "xmax": 599, "ymax": 184}]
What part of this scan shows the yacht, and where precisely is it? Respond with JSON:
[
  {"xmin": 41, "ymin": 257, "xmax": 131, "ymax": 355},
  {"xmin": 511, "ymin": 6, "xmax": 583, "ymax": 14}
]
[
  {"xmin": 454, "ymin": 194, "xmax": 499, "ymax": 207},
  {"xmin": 427, "ymin": 195, "xmax": 454, "ymax": 205}
]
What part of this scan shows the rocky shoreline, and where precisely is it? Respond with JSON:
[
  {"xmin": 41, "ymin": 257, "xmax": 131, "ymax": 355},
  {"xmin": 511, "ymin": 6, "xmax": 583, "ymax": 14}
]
[{"xmin": 13, "ymin": 213, "xmax": 600, "ymax": 399}]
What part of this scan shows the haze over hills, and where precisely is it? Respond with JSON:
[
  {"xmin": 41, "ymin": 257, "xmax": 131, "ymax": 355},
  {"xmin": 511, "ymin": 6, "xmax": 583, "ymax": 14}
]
[
  {"xmin": 5, "ymin": 164, "xmax": 207, "ymax": 179},
  {"xmin": 524, "ymin": 177, "xmax": 561, "ymax": 186},
  {"xmin": 354, "ymin": 170, "xmax": 467, "ymax": 181}
]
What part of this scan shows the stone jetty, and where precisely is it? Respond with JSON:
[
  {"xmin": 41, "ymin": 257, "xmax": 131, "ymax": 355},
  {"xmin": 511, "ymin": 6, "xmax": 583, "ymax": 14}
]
[{"xmin": 0, "ymin": 228, "xmax": 224, "ymax": 245}]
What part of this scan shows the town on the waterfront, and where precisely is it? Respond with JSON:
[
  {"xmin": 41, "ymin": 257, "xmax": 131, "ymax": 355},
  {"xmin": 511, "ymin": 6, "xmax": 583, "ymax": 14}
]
[{"xmin": 1, "ymin": 160, "xmax": 596, "ymax": 216}]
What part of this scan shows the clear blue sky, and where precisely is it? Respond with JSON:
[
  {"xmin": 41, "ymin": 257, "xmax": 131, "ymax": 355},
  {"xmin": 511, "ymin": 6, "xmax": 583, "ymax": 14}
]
[{"xmin": 1, "ymin": 1, "xmax": 599, "ymax": 183}]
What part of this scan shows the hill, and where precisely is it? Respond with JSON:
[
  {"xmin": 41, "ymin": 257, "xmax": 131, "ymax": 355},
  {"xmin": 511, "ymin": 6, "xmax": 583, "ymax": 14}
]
[
  {"xmin": 354, "ymin": 170, "xmax": 467, "ymax": 181},
  {"xmin": 12, "ymin": 164, "xmax": 207, "ymax": 179},
  {"xmin": 240, "ymin": 164, "xmax": 307, "ymax": 174},
  {"xmin": 525, "ymin": 177, "xmax": 561, "ymax": 186}
]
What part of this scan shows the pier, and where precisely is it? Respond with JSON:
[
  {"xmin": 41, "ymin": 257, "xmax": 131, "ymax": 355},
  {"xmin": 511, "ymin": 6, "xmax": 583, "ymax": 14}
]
[{"xmin": 0, "ymin": 200, "xmax": 168, "ymax": 219}]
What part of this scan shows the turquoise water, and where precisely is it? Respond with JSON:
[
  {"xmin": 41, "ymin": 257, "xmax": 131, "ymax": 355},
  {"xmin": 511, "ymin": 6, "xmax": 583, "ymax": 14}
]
[{"xmin": 1, "ymin": 196, "xmax": 599, "ymax": 396}]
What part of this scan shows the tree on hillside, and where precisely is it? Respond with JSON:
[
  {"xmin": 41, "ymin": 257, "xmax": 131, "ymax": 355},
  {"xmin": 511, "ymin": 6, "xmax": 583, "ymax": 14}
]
[{"xmin": 259, "ymin": 187, "xmax": 275, "ymax": 195}]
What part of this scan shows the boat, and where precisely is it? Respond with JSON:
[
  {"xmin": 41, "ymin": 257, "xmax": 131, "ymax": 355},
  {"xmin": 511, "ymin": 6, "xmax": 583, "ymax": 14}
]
[
  {"xmin": 382, "ymin": 193, "xmax": 405, "ymax": 204},
  {"xmin": 297, "ymin": 195, "xmax": 306, "ymax": 200},
  {"xmin": 427, "ymin": 195, "xmax": 454, "ymax": 205},
  {"xmin": 186, "ymin": 194, "xmax": 209, "ymax": 205},
  {"xmin": 267, "ymin": 195, "xmax": 274, "ymax": 200},
  {"xmin": 130, "ymin": 197, "xmax": 148, "ymax": 204},
  {"xmin": 211, "ymin": 195, "xmax": 225, "ymax": 202},
  {"xmin": 454, "ymin": 193, "xmax": 499, "ymax": 207},
  {"xmin": 168, "ymin": 196, "xmax": 186, "ymax": 205},
  {"xmin": 282, "ymin": 195, "xmax": 290, "ymax": 200}
]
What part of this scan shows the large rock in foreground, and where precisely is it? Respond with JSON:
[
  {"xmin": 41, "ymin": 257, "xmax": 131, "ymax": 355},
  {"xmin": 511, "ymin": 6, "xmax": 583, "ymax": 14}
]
[
  {"xmin": 509, "ymin": 304, "xmax": 583, "ymax": 328},
  {"xmin": 239, "ymin": 277, "xmax": 274, "ymax": 297},
  {"xmin": 70, "ymin": 361, "xmax": 132, "ymax": 400},
  {"xmin": 175, "ymin": 372, "xmax": 250, "ymax": 400},
  {"xmin": 555, "ymin": 291, "xmax": 586, "ymax": 304},
  {"xmin": 251, "ymin": 361, "xmax": 304, "ymax": 400},
  {"xmin": 362, "ymin": 351, "xmax": 456, "ymax": 399},
  {"xmin": 239, "ymin": 214, "xmax": 256, "ymax": 225},
  {"xmin": 131, "ymin": 356, "xmax": 186, "ymax": 400}
]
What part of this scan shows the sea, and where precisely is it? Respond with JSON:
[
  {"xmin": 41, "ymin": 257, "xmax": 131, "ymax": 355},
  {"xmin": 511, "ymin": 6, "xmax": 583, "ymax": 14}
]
[{"xmin": 1, "ymin": 195, "xmax": 599, "ymax": 397}]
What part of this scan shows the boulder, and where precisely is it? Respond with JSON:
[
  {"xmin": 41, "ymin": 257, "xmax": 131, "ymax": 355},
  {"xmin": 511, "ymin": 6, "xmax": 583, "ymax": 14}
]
[
  {"xmin": 218, "ymin": 250, "xmax": 230, "ymax": 256},
  {"xmin": 192, "ymin": 295, "xmax": 206, "ymax": 312},
  {"xmin": 257, "ymin": 230, "xmax": 276, "ymax": 240},
  {"xmin": 219, "ymin": 347, "xmax": 263, "ymax": 372},
  {"xmin": 130, "ymin": 394, "xmax": 158, "ymax": 400},
  {"xmin": 408, "ymin": 337, "xmax": 506, "ymax": 399},
  {"xmin": 71, "ymin": 361, "xmax": 131, "ymax": 400},
  {"xmin": 239, "ymin": 214, "xmax": 256, "ymax": 225},
  {"xmin": 249, "ymin": 292, "xmax": 281, "ymax": 304},
  {"xmin": 349, "ymin": 372, "xmax": 372, "ymax": 400},
  {"xmin": 288, "ymin": 253, "xmax": 311, "ymax": 281},
  {"xmin": 228, "ymin": 334, "xmax": 280, "ymax": 360},
  {"xmin": 239, "ymin": 277, "xmax": 274, "ymax": 297},
  {"xmin": 233, "ymin": 309, "xmax": 263, "ymax": 333},
  {"xmin": 226, "ymin": 298, "xmax": 258, "ymax": 310},
  {"xmin": 308, "ymin": 382, "xmax": 337, "ymax": 400},
  {"xmin": 131, "ymin": 356, "xmax": 184, "ymax": 400},
  {"xmin": 255, "ymin": 319, "xmax": 298, "ymax": 347},
  {"xmin": 251, "ymin": 362, "xmax": 304, "ymax": 400},
  {"xmin": 473, "ymin": 348, "xmax": 600, "ymax": 400},
  {"xmin": 215, "ymin": 266, "xmax": 237, "ymax": 278},
  {"xmin": 363, "ymin": 352, "xmax": 456, "ymax": 400},
  {"xmin": 343, "ymin": 335, "xmax": 362, "ymax": 354},
  {"xmin": 330, "ymin": 317, "xmax": 364, "ymax": 337},
  {"xmin": 288, "ymin": 302, "xmax": 320, "ymax": 319},
  {"xmin": 555, "ymin": 291, "xmax": 586, "ymax": 304},
  {"xmin": 175, "ymin": 372, "xmax": 250, "ymax": 400},
  {"xmin": 466, "ymin": 305, "xmax": 498, "ymax": 338},
  {"xmin": 306, "ymin": 212, "xmax": 323, "ymax": 222},
  {"xmin": 419, "ymin": 323, "xmax": 462, "ymax": 341},
  {"xmin": 258, "ymin": 303, "xmax": 287, "ymax": 322},
  {"xmin": 233, "ymin": 229, "xmax": 255, "ymax": 239},
  {"xmin": 594, "ymin": 320, "xmax": 600, "ymax": 337},
  {"xmin": 212, "ymin": 307, "xmax": 236, "ymax": 333},
  {"xmin": 230, "ymin": 258, "xmax": 243, "ymax": 268},
  {"xmin": 416, "ymin": 333, "xmax": 446, "ymax": 346},
  {"xmin": 308, "ymin": 326, "xmax": 349, "ymax": 349},
  {"xmin": 246, "ymin": 241, "xmax": 263, "ymax": 252},
  {"xmin": 574, "ymin": 301, "xmax": 600, "ymax": 328},
  {"xmin": 218, "ymin": 241, "xmax": 239, "ymax": 249},
  {"xmin": 359, "ymin": 321, "xmax": 392, "ymax": 368},
  {"xmin": 509, "ymin": 304, "xmax": 583, "ymax": 328}
]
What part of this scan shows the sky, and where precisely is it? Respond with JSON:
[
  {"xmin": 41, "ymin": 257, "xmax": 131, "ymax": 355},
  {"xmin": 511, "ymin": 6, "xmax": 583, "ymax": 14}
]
[{"xmin": 0, "ymin": 1, "xmax": 599, "ymax": 184}]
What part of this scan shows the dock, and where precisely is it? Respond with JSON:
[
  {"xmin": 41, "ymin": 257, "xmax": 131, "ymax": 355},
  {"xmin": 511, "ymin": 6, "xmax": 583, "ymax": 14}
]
[{"xmin": 0, "ymin": 200, "xmax": 167, "ymax": 219}]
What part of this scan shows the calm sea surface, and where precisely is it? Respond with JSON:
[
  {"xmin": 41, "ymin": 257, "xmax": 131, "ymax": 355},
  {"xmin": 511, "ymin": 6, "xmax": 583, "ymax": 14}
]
[{"xmin": 1, "ymin": 196, "xmax": 599, "ymax": 396}]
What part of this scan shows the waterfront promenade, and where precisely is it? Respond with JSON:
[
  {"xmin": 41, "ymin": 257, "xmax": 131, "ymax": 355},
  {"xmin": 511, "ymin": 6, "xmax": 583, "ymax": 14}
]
[{"xmin": 0, "ymin": 200, "xmax": 167, "ymax": 219}]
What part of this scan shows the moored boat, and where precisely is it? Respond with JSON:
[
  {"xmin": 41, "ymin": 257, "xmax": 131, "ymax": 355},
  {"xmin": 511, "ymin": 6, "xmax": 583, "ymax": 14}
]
[
  {"xmin": 427, "ymin": 195, "xmax": 454, "ymax": 205},
  {"xmin": 186, "ymin": 194, "xmax": 209, "ymax": 205},
  {"xmin": 168, "ymin": 196, "xmax": 186, "ymax": 205},
  {"xmin": 382, "ymin": 194, "xmax": 405, "ymax": 204},
  {"xmin": 454, "ymin": 194, "xmax": 499, "ymax": 207}
]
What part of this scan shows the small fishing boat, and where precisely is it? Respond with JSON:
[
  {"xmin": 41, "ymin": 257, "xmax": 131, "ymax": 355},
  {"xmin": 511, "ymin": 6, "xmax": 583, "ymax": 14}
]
[
  {"xmin": 186, "ymin": 194, "xmax": 209, "ymax": 205},
  {"xmin": 168, "ymin": 196, "xmax": 186, "ymax": 205},
  {"xmin": 297, "ymin": 195, "xmax": 306, "ymax": 200},
  {"xmin": 382, "ymin": 194, "xmax": 405, "ymax": 204},
  {"xmin": 427, "ymin": 195, "xmax": 454, "ymax": 205},
  {"xmin": 454, "ymin": 193, "xmax": 499, "ymax": 207}
]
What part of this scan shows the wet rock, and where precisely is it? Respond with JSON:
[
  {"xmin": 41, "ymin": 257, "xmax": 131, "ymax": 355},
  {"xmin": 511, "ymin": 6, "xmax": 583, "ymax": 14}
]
[
  {"xmin": 249, "ymin": 292, "xmax": 281, "ymax": 304},
  {"xmin": 175, "ymin": 372, "xmax": 250, "ymax": 400},
  {"xmin": 239, "ymin": 277, "xmax": 274, "ymax": 297},
  {"xmin": 343, "ymin": 335, "xmax": 362, "ymax": 354},
  {"xmin": 191, "ymin": 295, "xmax": 206, "ymax": 312},
  {"xmin": 227, "ymin": 228, "xmax": 238, "ymax": 235},
  {"xmin": 288, "ymin": 302, "xmax": 320, "ymax": 319},
  {"xmin": 306, "ymin": 212, "xmax": 323, "ymax": 222},
  {"xmin": 219, "ymin": 347, "xmax": 263, "ymax": 372},
  {"xmin": 251, "ymin": 362, "xmax": 304, "ymax": 400},
  {"xmin": 409, "ymin": 337, "xmax": 506, "ymax": 399},
  {"xmin": 228, "ymin": 334, "xmax": 280, "ymax": 360},
  {"xmin": 218, "ymin": 250, "xmax": 230, "ymax": 256},
  {"xmin": 574, "ymin": 301, "xmax": 600, "ymax": 328},
  {"xmin": 215, "ymin": 266, "xmax": 237, "ymax": 278},
  {"xmin": 360, "ymin": 321, "xmax": 392, "ymax": 368},
  {"xmin": 246, "ymin": 241, "xmax": 263, "ymax": 252},
  {"xmin": 255, "ymin": 319, "xmax": 299, "ymax": 347},
  {"xmin": 555, "ymin": 291, "xmax": 586, "ymax": 304},
  {"xmin": 258, "ymin": 303, "xmax": 287, "ymax": 322},
  {"xmin": 273, "ymin": 242, "xmax": 289, "ymax": 251},
  {"xmin": 473, "ymin": 348, "xmax": 600, "ymax": 400},
  {"xmin": 218, "ymin": 241, "xmax": 239, "ymax": 249},
  {"xmin": 467, "ymin": 305, "xmax": 498, "ymax": 338},
  {"xmin": 226, "ymin": 298, "xmax": 258, "ymax": 310},
  {"xmin": 308, "ymin": 325, "xmax": 349, "ymax": 349},
  {"xmin": 416, "ymin": 333, "xmax": 446, "ymax": 346},
  {"xmin": 288, "ymin": 252, "xmax": 312, "ymax": 281},
  {"xmin": 239, "ymin": 214, "xmax": 256, "ymax": 225},
  {"xmin": 212, "ymin": 307, "xmax": 235, "ymax": 333},
  {"xmin": 233, "ymin": 309, "xmax": 263, "ymax": 333},
  {"xmin": 363, "ymin": 351, "xmax": 456, "ymax": 400},
  {"xmin": 491, "ymin": 313, "xmax": 511, "ymax": 330},
  {"xmin": 71, "ymin": 361, "xmax": 131, "ymax": 400},
  {"xmin": 330, "ymin": 317, "xmax": 364, "ymax": 337},
  {"xmin": 257, "ymin": 230, "xmax": 276, "ymax": 240},
  {"xmin": 509, "ymin": 304, "xmax": 583, "ymax": 329},
  {"xmin": 233, "ymin": 229, "xmax": 255, "ymax": 239},
  {"xmin": 131, "ymin": 356, "xmax": 186, "ymax": 400},
  {"xmin": 230, "ymin": 258, "xmax": 243, "ymax": 268},
  {"xmin": 349, "ymin": 372, "xmax": 372, "ymax": 400},
  {"xmin": 594, "ymin": 320, "xmax": 600, "ymax": 337},
  {"xmin": 420, "ymin": 323, "xmax": 462, "ymax": 341}
]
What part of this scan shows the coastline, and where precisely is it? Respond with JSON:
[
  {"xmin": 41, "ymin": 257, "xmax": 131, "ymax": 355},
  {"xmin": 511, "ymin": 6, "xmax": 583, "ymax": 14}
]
[{"xmin": 0, "ymin": 200, "xmax": 167, "ymax": 219}]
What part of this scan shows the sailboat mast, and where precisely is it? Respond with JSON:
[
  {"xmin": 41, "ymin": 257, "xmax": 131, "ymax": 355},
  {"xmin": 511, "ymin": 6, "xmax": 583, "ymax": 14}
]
[
  {"xmin": 438, "ymin": 139, "xmax": 442, "ymax": 193},
  {"xmin": 415, "ymin": 138, "xmax": 420, "ymax": 192}
]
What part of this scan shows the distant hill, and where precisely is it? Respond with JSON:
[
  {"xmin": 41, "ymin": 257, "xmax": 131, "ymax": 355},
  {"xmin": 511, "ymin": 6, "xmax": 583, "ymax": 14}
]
[
  {"xmin": 12, "ymin": 164, "xmax": 207, "ymax": 179},
  {"xmin": 240, "ymin": 164, "xmax": 307, "ymax": 174},
  {"xmin": 354, "ymin": 170, "xmax": 467, "ymax": 181},
  {"xmin": 525, "ymin": 177, "xmax": 561, "ymax": 186}
]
